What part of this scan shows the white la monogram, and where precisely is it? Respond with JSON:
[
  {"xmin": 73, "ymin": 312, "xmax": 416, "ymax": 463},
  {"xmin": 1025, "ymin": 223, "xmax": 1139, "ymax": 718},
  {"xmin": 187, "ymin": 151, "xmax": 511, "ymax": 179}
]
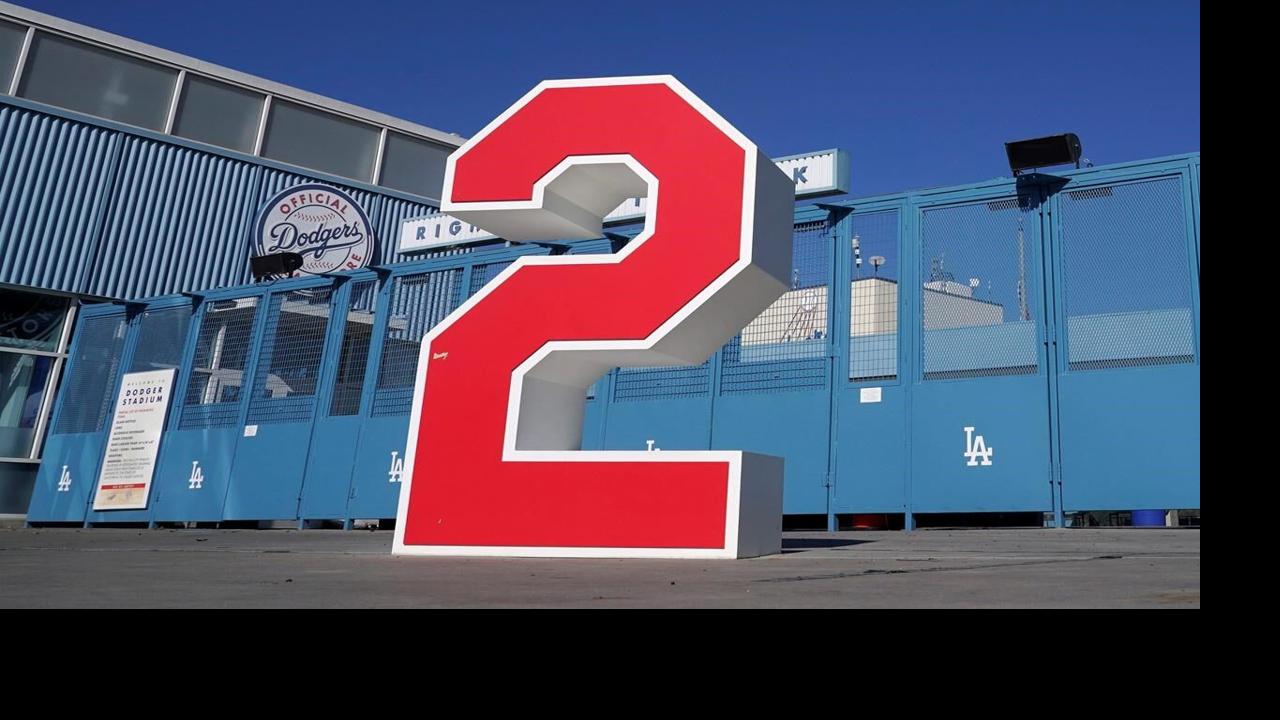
[
  {"xmin": 387, "ymin": 451, "xmax": 404, "ymax": 483},
  {"xmin": 964, "ymin": 427, "xmax": 994, "ymax": 467},
  {"xmin": 188, "ymin": 461, "xmax": 204, "ymax": 489}
]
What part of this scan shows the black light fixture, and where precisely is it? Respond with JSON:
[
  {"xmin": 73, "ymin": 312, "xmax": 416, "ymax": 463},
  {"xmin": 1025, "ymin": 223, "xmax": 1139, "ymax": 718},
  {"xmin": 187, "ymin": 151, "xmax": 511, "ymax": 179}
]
[
  {"xmin": 1005, "ymin": 133, "xmax": 1083, "ymax": 176},
  {"xmin": 250, "ymin": 252, "xmax": 304, "ymax": 281}
]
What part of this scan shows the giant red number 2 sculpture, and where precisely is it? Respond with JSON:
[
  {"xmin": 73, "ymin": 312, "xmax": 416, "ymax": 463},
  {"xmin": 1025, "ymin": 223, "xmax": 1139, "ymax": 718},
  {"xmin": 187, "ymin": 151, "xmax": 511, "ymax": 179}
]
[{"xmin": 393, "ymin": 76, "xmax": 795, "ymax": 558}]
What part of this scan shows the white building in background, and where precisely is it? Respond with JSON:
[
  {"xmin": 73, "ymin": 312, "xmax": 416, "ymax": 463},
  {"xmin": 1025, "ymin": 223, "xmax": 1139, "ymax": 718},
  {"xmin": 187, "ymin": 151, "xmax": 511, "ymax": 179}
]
[
  {"xmin": 851, "ymin": 278, "xmax": 899, "ymax": 336},
  {"xmin": 921, "ymin": 281, "xmax": 1003, "ymax": 329},
  {"xmin": 742, "ymin": 277, "xmax": 1004, "ymax": 347},
  {"xmin": 742, "ymin": 285, "xmax": 829, "ymax": 346}
]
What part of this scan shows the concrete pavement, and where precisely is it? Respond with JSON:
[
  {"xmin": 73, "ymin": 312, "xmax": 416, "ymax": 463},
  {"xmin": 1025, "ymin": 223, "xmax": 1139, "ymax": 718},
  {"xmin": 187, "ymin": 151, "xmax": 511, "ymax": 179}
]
[{"xmin": 0, "ymin": 527, "xmax": 1199, "ymax": 608}]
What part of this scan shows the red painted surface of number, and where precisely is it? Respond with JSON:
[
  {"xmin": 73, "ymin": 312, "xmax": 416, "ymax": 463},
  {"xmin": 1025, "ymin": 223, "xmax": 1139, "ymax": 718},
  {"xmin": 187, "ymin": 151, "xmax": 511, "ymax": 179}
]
[{"xmin": 394, "ymin": 77, "xmax": 792, "ymax": 558}]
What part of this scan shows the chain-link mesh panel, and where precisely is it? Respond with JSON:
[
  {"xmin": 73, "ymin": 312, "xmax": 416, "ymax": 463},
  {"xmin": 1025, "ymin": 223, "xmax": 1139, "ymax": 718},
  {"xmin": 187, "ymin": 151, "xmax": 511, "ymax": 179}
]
[
  {"xmin": 180, "ymin": 297, "xmax": 260, "ymax": 429},
  {"xmin": 1059, "ymin": 178, "xmax": 1195, "ymax": 371},
  {"xmin": 246, "ymin": 287, "xmax": 334, "ymax": 425},
  {"xmin": 469, "ymin": 261, "xmax": 513, "ymax": 298},
  {"xmin": 921, "ymin": 198, "xmax": 1040, "ymax": 380},
  {"xmin": 372, "ymin": 269, "xmax": 463, "ymax": 416},
  {"xmin": 329, "ymin": 280, "xmax": 378, "ymax": 416},
  {"xmin": 849, "ymin": 210, "xmax": 899, "ymax": 381},
  {"xmin": 720, "ymin": 221, "xmax": 830, "ymax": 394},
  {"xmin": 127, "ymin": 307, "xmax": 191, "ymax": 373},
  {"xmin": 51, "ymin": 313, "xmax": 127, "ymax": 435},
  {"xmin": 613, "ymin": 362, "xmax": 711, "ymax": 401}
]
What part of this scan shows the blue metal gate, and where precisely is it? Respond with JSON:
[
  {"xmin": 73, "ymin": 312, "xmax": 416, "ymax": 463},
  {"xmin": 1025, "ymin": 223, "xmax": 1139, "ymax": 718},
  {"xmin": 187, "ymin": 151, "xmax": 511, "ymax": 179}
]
[
  {"xmin": 26, "ymin": 308, "xmax": 128, "ymax": 522},
  {"xmin": 28, "ymin": 154, "xmax": 1201, "ymax": 527},
  {"xmin": 603, "ymin": 361, "xmax": 714, "ymax": 451},
  {"xmin": 151, "ymin": 291, "xmax": 261, "ymax": 521},
  {"xmin": 1050, "ymin": 174, "xmax": 1200, "ymax": 512},
  {"xmin": 345, "ymin": 265, "xmax": 465, "ymax": 520},
  {"xmin": 83, "ymin": 300, "xmax": 193, "ymax": 524},
  {"xmin": 223, "ymin": 282, "xmax": 337, "ymax": 520},
  {"xmin": 832, "ymin": 205, "xmax": 910, "ymax": 516},
  {"xmin": 908, "ymin": 190, "xmax": 1053, "ymax": 514},
  {"xmin": 298, "ymin": 276, "xmax": 379, "ymax": 522}
]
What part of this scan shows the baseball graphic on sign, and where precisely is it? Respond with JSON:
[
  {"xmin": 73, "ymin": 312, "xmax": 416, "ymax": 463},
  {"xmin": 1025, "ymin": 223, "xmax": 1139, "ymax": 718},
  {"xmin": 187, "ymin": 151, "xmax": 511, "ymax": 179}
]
[{"xmin": 253, "ymin": 184, "xmax": 375, "ymax": 276}]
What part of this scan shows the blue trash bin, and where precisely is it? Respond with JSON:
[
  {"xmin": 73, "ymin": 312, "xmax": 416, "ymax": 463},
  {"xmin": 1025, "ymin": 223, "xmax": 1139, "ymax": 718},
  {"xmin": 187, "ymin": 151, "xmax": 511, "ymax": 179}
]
[{"xmin": 1131, "ymin": 509, "xmax": 1166, "ymax": 527}]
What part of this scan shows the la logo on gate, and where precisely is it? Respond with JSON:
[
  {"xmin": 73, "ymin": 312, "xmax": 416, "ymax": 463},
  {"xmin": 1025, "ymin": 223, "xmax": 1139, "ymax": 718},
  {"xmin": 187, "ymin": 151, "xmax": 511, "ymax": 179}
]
[
  {"xmin": 188, "ymin": 461, "xmax": 204, "ymax": 490},
  {"xmin": 57, "ymin": 465, "xmax": 72, "ymax": 492},
  {"xmin": 392, "ymin": 76, "xmax": 794, "ymax": 559},
  {"xmin": 964, "ymin": 427, "xmax": 994, "ymax": 467},
  {"xmin": 387, "ymin": 452, "xmax": 404, "ymax": 484}
]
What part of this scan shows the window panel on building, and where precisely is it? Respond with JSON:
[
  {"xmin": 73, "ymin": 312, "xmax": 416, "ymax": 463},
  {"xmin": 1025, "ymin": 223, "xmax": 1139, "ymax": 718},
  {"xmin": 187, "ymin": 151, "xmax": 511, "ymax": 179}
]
[
  {"xmin": 172, "ymin": 75, "xmax": 263, "ymax": 154},
  {"xmin": 0, "ymin": 288, "xmax": 70, "ymax": 352},
  {"xmin": 18, "ymin": 32, "xmax": 177, "ymax": 131},
  {"xmin": 379, "ymin": 131, "xmax": 450, "ymax": 200},
  {"xmin": 0, "ymin": 288, "xmax": 73, "ymax": 465},
  {"xmin": 262, "ymin": 100, "xmax": 379, "ymax": 182},
  {"xmin": 0, "ymin": 19, "xmax": 25, "ymax": 94},
  {"xmin": 0, "ymin": 353, "xmax": 53, "ymax": 458}
]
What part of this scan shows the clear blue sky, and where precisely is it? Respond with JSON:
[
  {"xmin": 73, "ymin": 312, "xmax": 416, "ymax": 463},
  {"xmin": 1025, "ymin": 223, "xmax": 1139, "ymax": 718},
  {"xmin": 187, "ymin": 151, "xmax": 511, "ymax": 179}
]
[{"xmin": 15, "ymin": 0, "xmax": 1199, "ymax": 198}]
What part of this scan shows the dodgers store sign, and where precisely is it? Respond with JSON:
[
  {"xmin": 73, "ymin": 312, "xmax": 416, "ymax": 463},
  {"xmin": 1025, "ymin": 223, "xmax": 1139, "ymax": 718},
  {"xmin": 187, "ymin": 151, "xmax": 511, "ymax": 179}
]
[{"xmin": 253, "ymin": 184, "xmax": 375, "ymax": 276}]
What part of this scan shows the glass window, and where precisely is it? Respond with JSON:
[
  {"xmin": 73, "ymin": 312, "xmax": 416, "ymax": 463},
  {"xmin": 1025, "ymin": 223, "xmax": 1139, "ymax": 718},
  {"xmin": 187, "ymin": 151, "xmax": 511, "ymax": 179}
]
[
  {"xmin": 0, "ymin": 461, "xmax": 38, "ymax": 514},
  {"xmin": 18, "ymin": 32, "xmax": 177, "ymax": 131},
  {"xmin": 0, "ymin": 19, "xmax": 26, "ymax": 95},
  {"xmin": 262, "ymin": 100, "xmax": 378, "ymax": 182},
  {"xmin": 379, "ymin": 131, "xmax": 451, "ymax": 199},
  {"xmin": 172, "ymin": 75, "xmax": 263, "ymax": 154},
  {"xmin": 0, "ymin": 352, "xmax": 53, "ymax": 458},
  {"xmin": 0, "ymin": 288, "xmax": 70, "ymax": 352}
]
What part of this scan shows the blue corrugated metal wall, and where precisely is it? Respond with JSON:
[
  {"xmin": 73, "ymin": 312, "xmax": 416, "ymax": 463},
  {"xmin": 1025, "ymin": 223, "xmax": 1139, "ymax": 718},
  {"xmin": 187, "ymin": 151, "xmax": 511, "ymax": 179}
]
[
  {"xmin": 89, "ymin": 136, "xmax": 261, "ymax": 297},
  {"xmin": 377, "ymin": 195, "xmax": 440, "ymax": 263},
  {"xmin": 0, "ymin": 104, "xmax": 120, "ymax": 293},
  {"xmin": 0, "ymin": 97, "xmax": 443, "ymax": 298}
]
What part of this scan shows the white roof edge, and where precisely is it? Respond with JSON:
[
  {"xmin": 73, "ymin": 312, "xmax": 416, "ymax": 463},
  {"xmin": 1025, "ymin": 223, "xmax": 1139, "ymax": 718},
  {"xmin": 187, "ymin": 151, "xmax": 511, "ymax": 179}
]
[{"xmin": 0, "ymin": 1, "xmax": 466, "ymax": 148}]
